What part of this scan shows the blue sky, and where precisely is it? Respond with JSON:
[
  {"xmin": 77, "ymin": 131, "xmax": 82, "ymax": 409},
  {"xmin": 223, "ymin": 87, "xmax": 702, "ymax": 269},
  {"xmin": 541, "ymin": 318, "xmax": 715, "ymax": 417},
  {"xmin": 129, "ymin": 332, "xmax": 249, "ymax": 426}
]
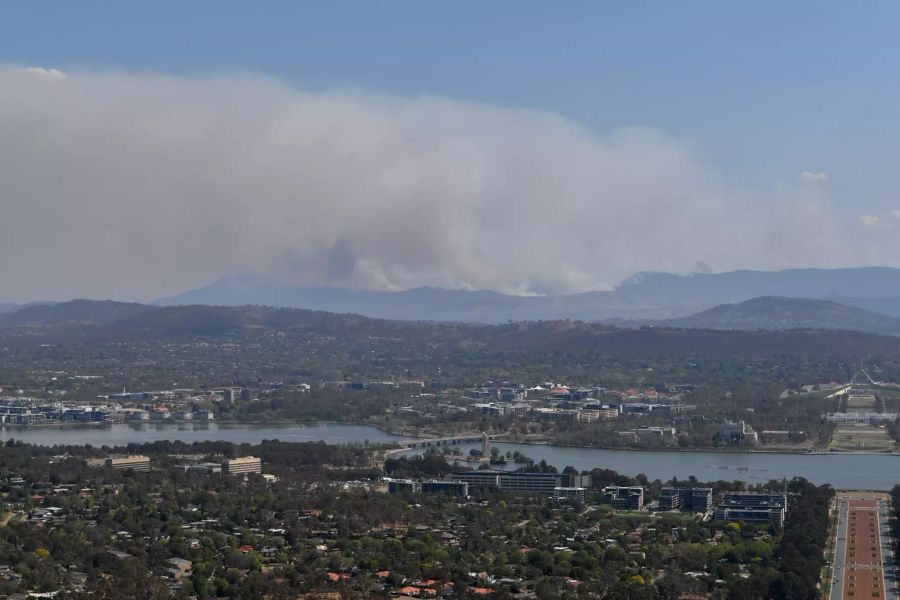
[
  {"xmin": 2, "ymin": 2, "xmax": 900, "ymax": 300},
  {"xmin": 3, "ymin": 1, "xmax": 899, "ymax": 211}
]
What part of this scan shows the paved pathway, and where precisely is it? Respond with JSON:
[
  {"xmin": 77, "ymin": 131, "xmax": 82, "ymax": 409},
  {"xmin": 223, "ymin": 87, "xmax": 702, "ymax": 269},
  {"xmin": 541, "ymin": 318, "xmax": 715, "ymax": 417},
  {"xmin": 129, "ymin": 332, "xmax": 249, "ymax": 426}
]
[{"xmin": 830, "ymin": 492, "xmax": 897, "ymax": 600}]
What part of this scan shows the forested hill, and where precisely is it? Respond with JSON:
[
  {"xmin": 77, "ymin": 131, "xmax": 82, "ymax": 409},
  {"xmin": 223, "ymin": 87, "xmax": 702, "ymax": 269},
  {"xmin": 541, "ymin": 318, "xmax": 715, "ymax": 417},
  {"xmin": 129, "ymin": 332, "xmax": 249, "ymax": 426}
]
[
  {"xmin": 2, "ymin": 299, "xmax": 900, "ymax": 362},
  {"xmin": 0, "ymin": 299, "xmax": 154, "ymax": 327},
  {"xmin": 665, "ymin": 296, "xmax": 900, "ymax": 336}
]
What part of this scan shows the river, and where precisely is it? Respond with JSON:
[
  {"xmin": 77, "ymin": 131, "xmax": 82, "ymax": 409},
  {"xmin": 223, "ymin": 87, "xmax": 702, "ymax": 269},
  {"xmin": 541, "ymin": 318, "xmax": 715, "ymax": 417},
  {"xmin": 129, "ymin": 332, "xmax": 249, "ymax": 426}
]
[{"xmin": 0, "ymin": 423, "xmax": 896, "ymax": 489}]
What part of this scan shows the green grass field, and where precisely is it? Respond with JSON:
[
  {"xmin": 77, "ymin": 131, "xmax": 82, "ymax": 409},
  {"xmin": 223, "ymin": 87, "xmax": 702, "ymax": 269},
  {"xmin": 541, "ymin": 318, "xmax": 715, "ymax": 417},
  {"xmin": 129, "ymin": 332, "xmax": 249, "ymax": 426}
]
[
  {"xmin": 846, "ymin": 395, "xmax": 876, "ymax": 410},
  {"xmin": 830, "ymin": 424, "xmax": 894, "ymax": 452}
]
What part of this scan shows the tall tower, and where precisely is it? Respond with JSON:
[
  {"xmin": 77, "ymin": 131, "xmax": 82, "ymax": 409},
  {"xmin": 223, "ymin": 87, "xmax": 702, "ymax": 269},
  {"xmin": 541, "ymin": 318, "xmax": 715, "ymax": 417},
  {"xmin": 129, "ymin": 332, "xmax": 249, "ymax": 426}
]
[{"xmin": 481, "ymin": 432, "xmax": 491, "ymax": 463}]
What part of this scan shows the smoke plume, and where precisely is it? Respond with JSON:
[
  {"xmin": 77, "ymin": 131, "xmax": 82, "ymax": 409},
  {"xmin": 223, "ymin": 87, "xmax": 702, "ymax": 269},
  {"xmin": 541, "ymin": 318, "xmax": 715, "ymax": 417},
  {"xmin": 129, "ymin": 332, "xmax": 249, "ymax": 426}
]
[{"xmin": 0, "ymin": 66, "xmax": 878, "ymax": 301}]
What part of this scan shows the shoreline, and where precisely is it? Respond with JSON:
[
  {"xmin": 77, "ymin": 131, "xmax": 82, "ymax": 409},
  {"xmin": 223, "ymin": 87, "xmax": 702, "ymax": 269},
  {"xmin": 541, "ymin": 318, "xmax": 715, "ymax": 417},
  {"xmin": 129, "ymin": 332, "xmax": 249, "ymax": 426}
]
[
  {"xmin": 469, "ymin": 438, "xmax": 900, "ymax": 457},
  {"xmin": 1, "ymin": 420, "xmax": 896, "ymax": 457},
  {"xmin": 0, "ymin": 418, "xmax": 405, "ymax": 430}
]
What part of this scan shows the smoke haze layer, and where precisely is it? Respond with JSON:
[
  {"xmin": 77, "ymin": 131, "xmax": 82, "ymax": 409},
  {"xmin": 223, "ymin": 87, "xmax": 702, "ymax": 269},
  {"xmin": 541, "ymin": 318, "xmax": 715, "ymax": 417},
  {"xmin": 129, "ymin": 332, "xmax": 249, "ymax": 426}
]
[{"xmin": 0, "ymin": 66, "xmax": 885, "ymax": 302}]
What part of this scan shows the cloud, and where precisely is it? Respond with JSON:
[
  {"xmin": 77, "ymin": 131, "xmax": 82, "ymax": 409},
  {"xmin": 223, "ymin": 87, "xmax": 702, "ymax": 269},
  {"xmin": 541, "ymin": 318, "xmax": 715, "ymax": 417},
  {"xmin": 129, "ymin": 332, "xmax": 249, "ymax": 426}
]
[
  {"xmin": 0, "ymin": 65, "xmax": 887, "ymax": 301},
  {"xmin": 858, "ymin": 215, "xmax": 882, "ymax": 228},
  {"xmin": 799, "ymin": 170, "xmax": 828, "ymax": 184},
  {"xmin": 858, "ymin": 210, "xmax": 900, "ymax": 228},
  {"xmin": 24, "ymin": 66, "xmax": 65, "ymax": 78}
]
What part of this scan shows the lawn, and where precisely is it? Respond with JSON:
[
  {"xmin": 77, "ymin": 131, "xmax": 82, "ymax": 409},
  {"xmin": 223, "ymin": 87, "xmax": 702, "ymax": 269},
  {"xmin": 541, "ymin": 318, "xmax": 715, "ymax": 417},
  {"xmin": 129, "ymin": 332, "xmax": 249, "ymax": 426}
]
[
  {"xmin": 830, "ymin": 425, "xmax": 894, "ymax": 452},
  {"xmin": 846, "ymin": 395, "xmax": 876, "ymax": 410}
]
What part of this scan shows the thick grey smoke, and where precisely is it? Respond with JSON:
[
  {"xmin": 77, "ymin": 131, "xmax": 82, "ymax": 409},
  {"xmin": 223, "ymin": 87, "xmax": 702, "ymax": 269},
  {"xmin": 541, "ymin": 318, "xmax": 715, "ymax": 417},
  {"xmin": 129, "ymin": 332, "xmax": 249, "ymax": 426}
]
[{"xmin": 0, "ymin": 66, "xmax": 878, "ymax": 301}]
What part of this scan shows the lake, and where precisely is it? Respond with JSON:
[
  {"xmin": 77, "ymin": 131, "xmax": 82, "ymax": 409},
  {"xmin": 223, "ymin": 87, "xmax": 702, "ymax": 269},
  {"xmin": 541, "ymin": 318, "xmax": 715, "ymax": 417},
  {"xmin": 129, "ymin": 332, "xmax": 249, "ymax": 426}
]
[
  {"xmin": 399, "ymin": 441, "xmax": 900, "ymax": 490},
  {"xmin": 0, "ymin": 422, "xmax": 413, "ymax": 447},
  {"xmin": 0, "ymin": 423, "xmax": 896, "ymax": 489}
]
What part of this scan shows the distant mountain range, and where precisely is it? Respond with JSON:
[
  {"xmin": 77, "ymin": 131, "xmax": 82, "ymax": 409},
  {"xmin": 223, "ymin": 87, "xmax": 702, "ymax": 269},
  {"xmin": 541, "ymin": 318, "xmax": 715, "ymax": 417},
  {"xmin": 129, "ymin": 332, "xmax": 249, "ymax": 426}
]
[
  {"xmin": 154, "ymin": 268, "xmax": 900, "ymax": 323},
  {"xmin": 8, "ymin": 267, "xmax": 900, "ymax": 331}
]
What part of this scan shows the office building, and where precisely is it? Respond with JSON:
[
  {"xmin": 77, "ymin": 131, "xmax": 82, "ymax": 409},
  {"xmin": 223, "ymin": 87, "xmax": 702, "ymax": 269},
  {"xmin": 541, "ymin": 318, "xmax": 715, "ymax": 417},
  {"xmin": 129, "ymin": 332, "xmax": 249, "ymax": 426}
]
[
  {"xmin": 450, "ymin": 470, "xmax": 501, "ymax": 489},
  {"xmin": 386, "ymin": 478, "xmax": 421, "ymax": 494},
  {"xmin": 499, "ymin": 472, "xmax": 561, "ymax": 495},
  {"xmin": 713, "ymin": 492, "xmax": 786, "ymax": 526},
  {"xmin": 87, "ymin": 455, "xmax": 151, "ymax": 471},
  {"xmin": 718, "ymin": 421, "xmax": 759, "ymax": 446},
  {"xmin": 687, "ymin": 487, "xmax": 713, "ymax": 512},
  {"xmin": 659, "ymin": 487, "xmax": 713, "ymax": 512},
  {"xmin": 449, "ymin": 470, "xmax": 590, "ymax": 496},
  {"xmin": 532, "ymin": 408, "xmax": 580, "ymax": 423},
  {"xmin": 185, "ymin": 462, "xmax": 222, "ymax": 475},
  {"xmin": 553, "ymin": 487, "xmax": 586, "ymax": 502},
  {"xmin": 108, "ymin": 455, "xmax": 151, "ymax": 471},
  {"xmin": 222, "ymin": 456, "xmax": 262, "ymax": 475},
  {"xmin": 601, "ymin": 486, "xmax": 644, "ymax": 510},
  {"xmin": 421, "ymin": 480, "xmax": 468, "ymax": 497}
]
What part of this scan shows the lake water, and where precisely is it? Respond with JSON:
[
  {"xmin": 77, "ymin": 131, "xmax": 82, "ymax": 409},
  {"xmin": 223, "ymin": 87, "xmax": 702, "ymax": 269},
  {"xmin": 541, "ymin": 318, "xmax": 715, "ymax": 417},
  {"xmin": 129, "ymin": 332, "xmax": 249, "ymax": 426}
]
[
  {"xmin": 400, "ymin": 442, "xmax": 900, "ymax": 490},
  {"xmin": 0, "ymin": 423, "xmax": 896, "ymax": 489},
  {"xmin": 0, "ymin": 422, "xmax": 413, "ymax": 447}
]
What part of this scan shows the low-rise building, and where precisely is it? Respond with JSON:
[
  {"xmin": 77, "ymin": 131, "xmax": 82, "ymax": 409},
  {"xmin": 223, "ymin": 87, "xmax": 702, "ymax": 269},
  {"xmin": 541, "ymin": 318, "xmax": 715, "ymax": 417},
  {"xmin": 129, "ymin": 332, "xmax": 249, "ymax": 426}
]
[
  {"xmin": 166, "ymin": 557, "xmax": 192, "ymax": 578},
  {"xmin": 87, "ymin": 455, "xmax": 151, "ymax": 471},
  {"xmin": 553, "ymin": 487, "xmax": 586, "ymax": 502},
  {"xmin": 658, "ymin": 487, "xmax": 713, "ymax": 512},
  {"xmin": 386, "ymin": 478, "xmax": 420, "ymax": 494},
  {"xmin": 718, "ymin": 421, "xmax": 758, "ymax": 446},
  {"xmin": 386, "ymin": 478, "xmax": 469, "ymax": 497},
  {"xmin": 421, "ymin": 480, "xmax": 468, "ymax": 497},
  {"xmin": 601, "ymin": 486, "xmax": 644, "ymax": 510},
  {"xmin": 713, "ymin": 492, "xmax": 786, "ymax": 526},
  {"xmin": 449, "ymin": 470, "xmax": 590, "ymax": 496},
  {"xmin": 222, "ymin": 456, "xmax": 262, "ymax": 475},
  {"xmin": 532, "ymin": 408, "xmax": 580, "ymax": 423}
]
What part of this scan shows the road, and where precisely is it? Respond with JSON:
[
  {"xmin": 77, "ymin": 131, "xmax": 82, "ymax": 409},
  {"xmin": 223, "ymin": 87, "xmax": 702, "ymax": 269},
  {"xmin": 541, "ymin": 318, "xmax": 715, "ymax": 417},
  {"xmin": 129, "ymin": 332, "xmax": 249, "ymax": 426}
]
[
  {"xmin": 832, "ymin": 496, "xmax": 848, "ymax": 600},
  {"xmin": 830, "ymin": 491, "xmax": 897, "ymax": 600}
]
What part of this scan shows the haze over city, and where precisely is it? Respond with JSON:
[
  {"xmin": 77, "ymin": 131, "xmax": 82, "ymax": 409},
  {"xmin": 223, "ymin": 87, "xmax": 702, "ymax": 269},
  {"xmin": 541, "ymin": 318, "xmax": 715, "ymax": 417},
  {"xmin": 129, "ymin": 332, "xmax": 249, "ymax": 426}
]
[
  {"xmin": 4, "ymin": 2, "xmax": 900, "ymax": 302},
  {"xmin": 6, "ymin": 5, "xmax": 900, "ymax": 600}
]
